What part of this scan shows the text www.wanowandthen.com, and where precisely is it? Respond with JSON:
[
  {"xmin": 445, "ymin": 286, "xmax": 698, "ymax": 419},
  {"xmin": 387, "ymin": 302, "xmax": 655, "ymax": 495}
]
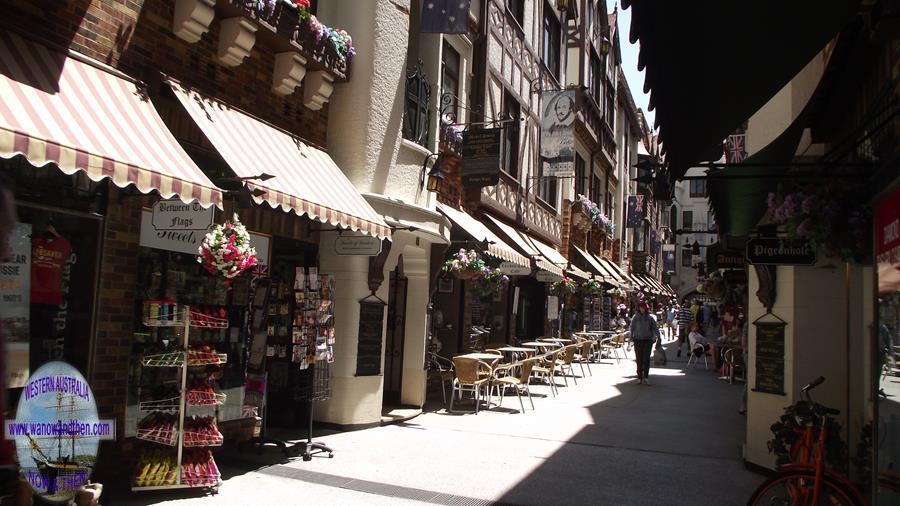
[{"xmin": 6, "ymin": 420, "xmax": 114, "ymax": 439}]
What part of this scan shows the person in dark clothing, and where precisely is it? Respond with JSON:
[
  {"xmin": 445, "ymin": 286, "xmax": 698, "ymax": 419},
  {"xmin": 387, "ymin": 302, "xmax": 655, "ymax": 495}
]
[{"xmin": 629, "ymin": 302, "xmax": 660, "ymax": 385}]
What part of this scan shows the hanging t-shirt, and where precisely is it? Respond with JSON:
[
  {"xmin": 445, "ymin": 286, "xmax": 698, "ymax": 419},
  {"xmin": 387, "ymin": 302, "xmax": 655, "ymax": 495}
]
[{"xmin": 31, "ymin": 237, "xmax": 72, "ymax": 305}]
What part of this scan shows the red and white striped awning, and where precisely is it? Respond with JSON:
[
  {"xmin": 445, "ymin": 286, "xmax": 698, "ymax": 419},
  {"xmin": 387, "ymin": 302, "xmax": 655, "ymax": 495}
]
[
  {"xmin": 167, "ymin": 78, "xmax": 391, "ymax": 240},
  {"xmin": 0, "ymin": 30, "xmax": 222, "ymax": 207}
]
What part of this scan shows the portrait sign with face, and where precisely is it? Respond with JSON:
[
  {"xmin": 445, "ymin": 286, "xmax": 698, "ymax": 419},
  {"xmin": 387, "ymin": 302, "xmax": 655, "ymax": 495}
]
[{"xmin": 540, "ymin": 90, "xmax": 577, "ymax": 177}]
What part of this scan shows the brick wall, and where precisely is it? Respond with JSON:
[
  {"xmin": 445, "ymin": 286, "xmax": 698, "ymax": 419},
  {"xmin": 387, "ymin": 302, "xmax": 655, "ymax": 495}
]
[
  {"xmin": 92, "ymin": 186, "xmax": 145, "ymax": 480},
  {"xmin": 1, "ymin": 0, "xmax": 330, "ymax": 147}
]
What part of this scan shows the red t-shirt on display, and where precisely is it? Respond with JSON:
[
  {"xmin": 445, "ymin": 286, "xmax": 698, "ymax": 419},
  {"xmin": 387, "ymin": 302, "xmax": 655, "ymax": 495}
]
[{"xmin": 31, "ymin": 237, "xmax": 72, "ymax": 305}]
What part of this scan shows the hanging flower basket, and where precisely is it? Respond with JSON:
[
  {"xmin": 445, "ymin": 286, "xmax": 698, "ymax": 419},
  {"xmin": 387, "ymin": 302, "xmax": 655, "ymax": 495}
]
[
  {"xmin": 197, "ymin": 214, "xmax": 258, "ymax": 284},
  {"xmin": 766, "ymin": 184, "xmax": 871, "ymax": 263},
  {"xmin": 551, "ymin": 276, "xmax": 577, "ymax": 297},
  {"xmin": 442, "ymin": 249, "xmax": 486, "ymax": 280}
]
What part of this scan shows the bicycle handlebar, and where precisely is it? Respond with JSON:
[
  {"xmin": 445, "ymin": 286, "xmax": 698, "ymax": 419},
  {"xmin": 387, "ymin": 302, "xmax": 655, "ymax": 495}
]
[{"xmin": 802, "ymin": 376, "xmax": 825, "ymax": 393}]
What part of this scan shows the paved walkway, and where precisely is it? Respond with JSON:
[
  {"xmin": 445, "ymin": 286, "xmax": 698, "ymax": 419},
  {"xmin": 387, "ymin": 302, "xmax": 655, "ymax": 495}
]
[{"xmin": 117, "ymin": 339, "xmax": 764, "ymax": 505}]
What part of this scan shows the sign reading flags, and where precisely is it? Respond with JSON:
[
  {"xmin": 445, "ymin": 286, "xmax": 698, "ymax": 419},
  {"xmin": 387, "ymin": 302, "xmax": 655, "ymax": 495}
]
[
  {"xmin": 746, "ymin": 238, "xmax": 816, "ymax": 265},
  {"xmin": 540, "ymin": 90, "xmax": 577, "ymax": 177},
  {"xmin": 625, "ymin": 195, "xmax": 645, "ymax": 228},
  {"xmin": 461, "ymin": 128, "xmax": 502, "ymax": 187}
]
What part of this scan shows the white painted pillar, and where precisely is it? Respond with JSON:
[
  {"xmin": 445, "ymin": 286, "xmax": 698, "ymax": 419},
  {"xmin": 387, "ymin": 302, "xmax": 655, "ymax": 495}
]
[
  {"xmin": 317, "ymin": 231, "xmax": 389, "ymax": 427},
  {"xmin": 400, "ymin": 247, "xmax": 429, "ymax": 407}
]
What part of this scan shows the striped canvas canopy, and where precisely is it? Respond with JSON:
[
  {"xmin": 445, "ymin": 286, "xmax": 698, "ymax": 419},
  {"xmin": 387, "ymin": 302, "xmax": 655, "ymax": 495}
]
[
  {"xmin": 437, "ymin": 203, "xmax": 530, "ymax": 268},
  {"xmin": 0, "ymin": 30, "xmax": 221, "ymax": 207},
  {"xmin": 167, "ymin": 78, "xmax": 391, "ymax": 239}
]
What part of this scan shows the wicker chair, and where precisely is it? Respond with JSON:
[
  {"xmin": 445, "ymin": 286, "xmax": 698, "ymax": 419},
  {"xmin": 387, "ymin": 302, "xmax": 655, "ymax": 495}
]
[
  {"xmin": 531, "ymin": 350, "xmax": 560, "ymax": 397},
  {"xmin": 555, "ymin": 345, "xmax": 580, "ymax": 386},
  {"xmin": 450, "ymin": 356, "xmax": 493, "ymax": 414},
  {"xmin": 492, "ymin": 358, "xmax": 537, "ymax": 413},
  {"xmin": 573, "ymin": 339, "xmax": 594, "ymax": 377}
]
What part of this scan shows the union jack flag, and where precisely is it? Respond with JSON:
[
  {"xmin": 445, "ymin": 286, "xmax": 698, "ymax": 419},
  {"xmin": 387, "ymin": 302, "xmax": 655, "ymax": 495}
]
[
  {"xmin": 725, "ymin": 134, "xmax": 747, "ymax": 163},
  {"xmin": 251, "ymin": 264, "xmax": 269, "ymax": 281}
]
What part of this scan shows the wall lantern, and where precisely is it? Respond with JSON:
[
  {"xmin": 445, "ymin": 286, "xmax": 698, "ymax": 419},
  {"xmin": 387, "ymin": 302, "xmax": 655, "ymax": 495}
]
[{"xmin": 426, "ymin": 155, "xmax": 446, "ymax": 192}]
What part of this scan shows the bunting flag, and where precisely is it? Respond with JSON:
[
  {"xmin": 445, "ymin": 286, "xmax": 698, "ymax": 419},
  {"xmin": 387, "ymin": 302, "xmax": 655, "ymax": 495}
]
[{"xmin": 421, "ymin": 0, "xmax": 471, "ymax": 34}]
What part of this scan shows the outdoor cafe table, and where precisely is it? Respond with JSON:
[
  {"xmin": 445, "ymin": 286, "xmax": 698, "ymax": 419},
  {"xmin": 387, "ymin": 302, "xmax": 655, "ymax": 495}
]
[
  {"xmin": 520, "ymin": 341, "xmax": 559, "ymax": 351},
  {"xmin": 457, "ymin": 352, "xmax": 504, "ymax": 365},
  {"xmin": 495, "ymin": 346, "xmax": 535, "ymax": 360},
  {"xmin": 540, "ymin": 338, "xmax": 573, "ymax": 345}
]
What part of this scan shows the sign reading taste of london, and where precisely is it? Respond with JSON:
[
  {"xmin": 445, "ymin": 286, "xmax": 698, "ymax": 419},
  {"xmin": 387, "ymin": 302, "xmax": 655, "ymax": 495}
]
[{"xmin": 746, "ymin": 238, "xmax": 817, "ymax": 265}]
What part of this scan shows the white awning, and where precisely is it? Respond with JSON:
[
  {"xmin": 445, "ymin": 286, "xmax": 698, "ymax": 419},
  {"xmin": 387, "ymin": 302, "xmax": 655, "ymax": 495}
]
[
  {"xmin": 485, "ymin": 215, "xmax": 565, "ymax": 277},
  {"xmin": 437, "ymin": 203, "xmax": 530, "ymax": 268}
]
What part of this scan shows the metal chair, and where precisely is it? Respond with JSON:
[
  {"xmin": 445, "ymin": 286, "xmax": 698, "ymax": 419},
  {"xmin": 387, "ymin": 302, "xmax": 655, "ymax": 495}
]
[
  {"xmin": 686, "ymin": 342, "xmax": 709, "ymax": 369},
  {"xmin": 723, "ymin": 348, "xmax": 745, "ymax": 383},
  {"xmin": 449, "ymin": 357, "xmax": 493, "ymax": 414},
  {"xmin": 426, "ymin": 352, "xmax": 454, "ymax": 407}
]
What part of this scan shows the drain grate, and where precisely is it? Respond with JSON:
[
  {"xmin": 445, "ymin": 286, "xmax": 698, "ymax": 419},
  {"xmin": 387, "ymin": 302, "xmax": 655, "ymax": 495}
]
[{"xmin": 257, "ymin": 465, "xmax": 507, "ymax": 506}]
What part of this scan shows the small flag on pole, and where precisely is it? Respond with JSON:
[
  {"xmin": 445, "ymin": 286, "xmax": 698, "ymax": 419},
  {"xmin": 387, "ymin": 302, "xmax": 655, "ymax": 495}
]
[{"xmin": 421, "ymin": 0, "xmax": 471, "ymax": 34}]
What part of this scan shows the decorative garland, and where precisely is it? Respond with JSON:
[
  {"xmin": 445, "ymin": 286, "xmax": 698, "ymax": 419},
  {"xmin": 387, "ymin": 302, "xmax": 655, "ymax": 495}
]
[{"xmin": 197, "ymin": 214, "xmax": 258, "ymax": 283}]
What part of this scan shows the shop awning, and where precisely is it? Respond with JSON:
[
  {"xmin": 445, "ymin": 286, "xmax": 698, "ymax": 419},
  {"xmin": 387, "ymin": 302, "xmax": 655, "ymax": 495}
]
[
  {"xmin": 485, "ymin": 215, "xmax": 564, "ymax": 277},
  {"xmin": 167, "ymin": 78, "xmax": 391, "ymax": 239},
  {"xmin": 597, "ymin": 256, "xmax": 632, "ymax": 288},
  {"xmin": 0, "ymin": 30, "xmax": 222, "ymax": 207},
  {"xmin": 664, "ymin": 283, "xmax": 677, "ymax": 296},
  {"xmin": 573, "ymin": 247, "xmax": 610, "ymax": 282},
  {"xmin": 576, "ymin": 249, "xmax": 626, "ymax": 288},
  {"xmin": 437, "ymin": 203, "xmax": 530, "ymax": 268},
  {"xmin": 642, "ymin": 274, "xmax": 667, "ymax": 295},
  {"xmin": 621, "ymin": 0, "xmax": 860, "ymax": 182}
]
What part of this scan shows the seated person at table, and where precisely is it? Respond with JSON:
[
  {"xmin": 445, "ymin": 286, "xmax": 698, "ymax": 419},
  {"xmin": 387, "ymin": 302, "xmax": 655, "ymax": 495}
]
[{"xmin": 688, "ymin": 324, "xmax": 718, "ymax": 366}]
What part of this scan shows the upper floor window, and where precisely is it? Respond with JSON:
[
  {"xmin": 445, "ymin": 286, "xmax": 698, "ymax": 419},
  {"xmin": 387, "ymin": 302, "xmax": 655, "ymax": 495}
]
[
  {"xmin": 507, "ymin": 0, "xmax": 525, "ymax": 28},
  {"xmin": 403, "ymin": 61, "xmax": 430, "ymax": 147},
  {"xmin": 606, "ymin": 190, "xmax": 613, "ymax": 222},
  {"xmin": 590, "ymin": 51, "xmax": 602, "ymax": 108},
  {"xmin": 604, "ymin": 79, "xmax": 615, "ymax": 128},
  {"xmin": 669, "ymin": 204, "xmax": 678, "ymax": 230},
  {"xmin": 591, "ymin": 174, "xmax": 602, "ymax": 207},
  {"xmin": 441, "ymin": 42, "xmax": 461, "ymax": 120},
  {"xmin": 682, "ymin": 210, "xmax": 694, "ymax": 231},
  {"xmin": 690, "ymin": 179, "xmax": 707, "ymax": 197},
  {"xmin": 542, "ymin": 3, "xmax": 561, "ymax": 80},
  {"xmin": 575, "ymin": 154, "xmax": 586, "ymax": 197},
  {"xmin": 502, "ymin": 91, "xmax": 520, "ymax": 178}
]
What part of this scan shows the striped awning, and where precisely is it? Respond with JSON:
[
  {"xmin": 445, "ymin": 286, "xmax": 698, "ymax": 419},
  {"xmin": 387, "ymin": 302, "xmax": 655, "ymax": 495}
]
[
  {"xmin": 0, "ymin": 30, "xmax": 221, "ymax": 207},
  {"xmin": 485, "ymin": 216, "xmax": 564, "ymax": 277},
  {"xmin": 597, "ymin": 256, "xmax": 632, "ymax": 288},
  {"xmin": 573, "ymin": 247, "xmax": 622, "ymax": 286},
  {"xmin": 437, "ymin": 203, "xmax": 530, "ymax": 268},
  {"xmin": 167, "ymin": 78, "xmax": 391, "ymax": 239}
]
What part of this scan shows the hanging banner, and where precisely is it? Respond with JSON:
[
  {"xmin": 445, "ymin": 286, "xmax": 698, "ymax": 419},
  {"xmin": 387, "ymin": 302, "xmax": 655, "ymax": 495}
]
[
  {"xmin": 876, "ymin": 186, "xmax": 900, "ymax": 295},
  {"xmin": 461, "ymin": 128, "xmax": 502, "ymax": 187},
  {"xmin": 540, "ymin": 90, "xmax": 577, "ymax": 177},
  {"xmin": 625, "ymin": 195, "xmax": 646, "ymax": 228},
  {"xmin": 420, "ymin": 0, "xmax": 471, "ymax": 33},
  {"xmin": 662, "ymin": 244, "xmax": 676, "ymax": 274}
]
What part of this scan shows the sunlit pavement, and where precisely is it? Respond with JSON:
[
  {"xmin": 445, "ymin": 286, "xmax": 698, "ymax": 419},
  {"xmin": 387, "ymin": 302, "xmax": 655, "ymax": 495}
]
[{"xmin": 123, "ymin": 340, "xmax": 765, "ymax": 505}]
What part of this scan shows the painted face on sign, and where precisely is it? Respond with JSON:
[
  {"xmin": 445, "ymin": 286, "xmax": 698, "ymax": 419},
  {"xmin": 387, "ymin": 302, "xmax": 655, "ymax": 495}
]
[{"xmin": 555, "ymin": 97, "xmax": 573, "ymax": 123}]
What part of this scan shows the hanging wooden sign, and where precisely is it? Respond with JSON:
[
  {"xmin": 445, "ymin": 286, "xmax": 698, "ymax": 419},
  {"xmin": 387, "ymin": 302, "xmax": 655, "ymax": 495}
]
[
  {"xmin": 752, "ymin": 321, "xmax": 786, "ymax": 395},
  {"xmin": 356, "ymin": 300, "xmax": 385, "ymax": 376}
]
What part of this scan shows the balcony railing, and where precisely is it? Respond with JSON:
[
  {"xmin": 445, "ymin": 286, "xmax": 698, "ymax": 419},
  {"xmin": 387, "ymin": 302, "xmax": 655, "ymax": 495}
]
[
  {"xmin": 229, "ymin": 0, "xmax": 351, "ymax": 80},
  {"xmin": 467, "ymin": 170, "xmax": 562, "ymax": 245}
]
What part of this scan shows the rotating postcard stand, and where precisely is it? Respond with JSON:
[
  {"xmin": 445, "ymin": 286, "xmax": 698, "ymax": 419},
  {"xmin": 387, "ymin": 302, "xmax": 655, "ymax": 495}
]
[{"xmin": 297, "ymin": 362, "xmax": 333, "ymax": 461}]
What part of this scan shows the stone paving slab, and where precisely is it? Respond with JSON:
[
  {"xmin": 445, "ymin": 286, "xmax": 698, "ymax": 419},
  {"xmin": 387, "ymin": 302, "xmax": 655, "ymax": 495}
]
[{"xmin": 114, "ymin": 350, "xmax": 765, "ymax": 506}]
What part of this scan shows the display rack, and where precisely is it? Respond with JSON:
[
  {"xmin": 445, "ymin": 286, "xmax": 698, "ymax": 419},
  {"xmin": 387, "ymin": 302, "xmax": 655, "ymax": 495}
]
[{"xmin": 132, "ymin": 305, "xmax": 227, "ymax": 492}]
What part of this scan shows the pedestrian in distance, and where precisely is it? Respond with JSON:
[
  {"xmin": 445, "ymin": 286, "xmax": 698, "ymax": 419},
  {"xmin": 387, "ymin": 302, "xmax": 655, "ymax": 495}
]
[
  {"xmin": 676, "ymin": 303, "xmax": 693, "ymax": 357},
  {"xmin": 629, "ymin": 302, "xmax": 660, "ymax": 385}
]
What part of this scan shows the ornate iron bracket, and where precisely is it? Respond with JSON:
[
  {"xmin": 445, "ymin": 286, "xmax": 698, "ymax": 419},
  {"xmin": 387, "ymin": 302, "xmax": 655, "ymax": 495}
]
[{"xmin": 439, "ymin": 91, "xmax": 518, "ymax": 128}]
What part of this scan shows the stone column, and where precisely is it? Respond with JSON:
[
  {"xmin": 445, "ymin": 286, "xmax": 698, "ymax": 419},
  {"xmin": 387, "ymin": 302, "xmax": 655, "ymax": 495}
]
[{"xmin": 400, "ymin": 247, "xmax": 429, "ymax": 407}]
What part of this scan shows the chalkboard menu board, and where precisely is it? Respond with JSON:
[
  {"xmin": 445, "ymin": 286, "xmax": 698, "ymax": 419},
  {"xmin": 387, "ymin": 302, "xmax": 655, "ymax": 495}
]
[
  {"xmin": 356, "ymin": 301, "xmax": 385, "ymax": 376},
  {"xmin": 753, "ymin": 322, "xmax": 786, "ymax": 395}
]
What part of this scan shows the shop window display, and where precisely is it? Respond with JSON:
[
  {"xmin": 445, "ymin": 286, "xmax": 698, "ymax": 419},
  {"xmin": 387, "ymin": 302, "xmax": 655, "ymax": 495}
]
[{"xmin": 1, "ymin": 204, "xmax": 101, "ymax": 402}]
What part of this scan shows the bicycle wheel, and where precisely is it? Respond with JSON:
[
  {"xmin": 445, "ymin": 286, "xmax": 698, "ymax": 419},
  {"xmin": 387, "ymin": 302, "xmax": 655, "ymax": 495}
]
[{"xmin": 748, "ymin": 470, "xmax": 862, "ymax": 506}]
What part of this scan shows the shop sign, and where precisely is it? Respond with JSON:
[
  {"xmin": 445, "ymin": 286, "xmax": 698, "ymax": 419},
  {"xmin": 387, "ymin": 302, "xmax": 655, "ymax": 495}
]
[
  {"xmin": 356, "ymin": 300, "xmax": 385, "ymax": 376},
  {"xmin": 746, "ymin": 238, "xmax": 816, "ymax": 265},
  {"xmin": 712, "ymin": 249, "xmax": 745, "ymax": 270},
  {"xmin": 140, "ymin": 199, "xmax": 215, "ymax": 255},
  {"xmin": 535, "ymin": 270, "xmax": 562, "ymax": 283},
  {"xmin": 461, "ymin": 128, "xmax": 501, "ymax": 187},
  {"xmin": 752, "ymin": 321, "xmax": 786, "ymax": 395},
  {"xmin": 876, "ymin": 186, "xmax": 900, "ymax": 295},
  {"xmin": 335, "ymin": 236, "xmax": 383, "ymax": 256},
  {"xmin": 499, "ymin": 261, "xmax": 531, "ymax": 276},
  {"xmin": 7, "ymin": 361, "xmax": 116, "ymax": 502},
  {"xmin": 547, "ymin": 295, "xmax": 559, "ymax": 320}
]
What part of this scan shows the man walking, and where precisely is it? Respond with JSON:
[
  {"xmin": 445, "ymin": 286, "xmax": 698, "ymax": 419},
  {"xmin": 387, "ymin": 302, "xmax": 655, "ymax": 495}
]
[
  {"xmin": 629, "ymin": 302, "xmax": 659, "ymax": 385},
  {"xmin": 676, "ymin": 303, "xmax": 693, "ymax": 357}
]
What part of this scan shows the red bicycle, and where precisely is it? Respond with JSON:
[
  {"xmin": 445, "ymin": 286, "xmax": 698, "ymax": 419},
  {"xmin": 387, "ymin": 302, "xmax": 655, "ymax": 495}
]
[{"xmin": 748, "ymin": 377, "xmax": 867, "ymax": 505}]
